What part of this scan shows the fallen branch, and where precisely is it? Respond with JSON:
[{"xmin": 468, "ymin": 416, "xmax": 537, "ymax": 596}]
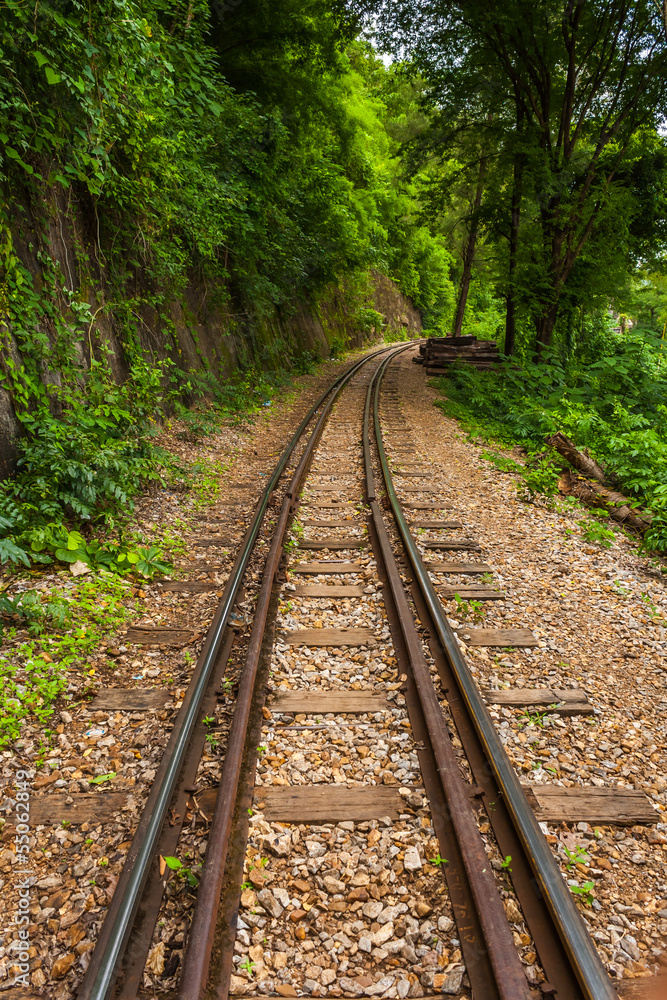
[
  {"xmin": 558, "ymin": 471, "xmax": 652, "ymax": 533},
  {"xmin": 546, "ymin": 430, "xmax": 652, "ymax": 533},
  {"xmin": 546, "ymin": 432, "xmax": 606, "ymax": 482}
]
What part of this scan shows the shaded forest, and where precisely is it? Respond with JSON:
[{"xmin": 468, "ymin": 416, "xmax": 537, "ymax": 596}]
[{"xmin": 2, "ymin": 0, "xmax": 667, "ymax": 560}]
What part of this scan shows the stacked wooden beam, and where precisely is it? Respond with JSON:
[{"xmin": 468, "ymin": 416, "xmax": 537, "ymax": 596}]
[{"xmin": 413, "ymin": 335, "xmax": 502, "ymax": 374}]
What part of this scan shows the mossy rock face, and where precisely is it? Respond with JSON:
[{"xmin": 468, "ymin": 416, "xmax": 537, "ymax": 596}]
[{"xmin": 0, "ymin": 194, "xmax": 421, "ymax": 473}]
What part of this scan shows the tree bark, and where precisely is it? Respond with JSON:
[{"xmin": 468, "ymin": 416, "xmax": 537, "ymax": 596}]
[
  {"xmin": 535, "ymin": 298, "xmax": 560, "ymax": 357},
  {"xmin": 546, "ymin": 433, "xmax": 606, "ymax": 481},
  {"xmin": 546, "ymin": 433, "xmax": 652, "ymax": 533},
  {"xmin": 559, "ymin": 471, "xmax": 652, "ymax": 533},
  {"xmin": 504, "ymin": 147, "xmax": 523, "ymax": 356},
  {"xmin": 452, "ymin": 155, "xmax": 486, "ymax": 337}
]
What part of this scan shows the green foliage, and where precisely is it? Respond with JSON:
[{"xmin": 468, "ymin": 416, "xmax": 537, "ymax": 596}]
[
  {"xmin": 517, "ymin": 707, "xmax": 549, "ymax": 729},
  {"xmin": 0, "ymin": 589, "xmax": 70, "ymax": 638},
  {"xmin": 480, "ymin": 451, "xmax": 522, "ymax": 474},
  {"xmin": 569, "ymin": 881, "xmax": 596, "ymax": 907},
  {"xmin": 371, "ymin": 0, "xmax": 667, "ymax": 353},
  {"xmin": 0, "ymin": 256, "xmax": 174, "ymax": 570},
  {"xmin": 162, "ymin": 855, "xmax": 199, "ymax": 888},
  {"xmin": 452, "ymin": 593, "xmax": 484, "ymax": 622},
  {"xmin": 0, "ymin": 1, "xmax": 451, "ymax": 338},
  {"xmin": 0, "ymin": 4, "xmax": 456, "ymax": 581},
  {"xmin": 563, "ymin": 845, "xmax": 590, "ymax": 870},
  {"xmin": 0, "ymin": 573, "xmax": 135, "ymax": 746},
  {"xmin": 578, "ymin": 519, "xmax": 616, "ymax": 549},
  {"xmin": 436, "ymin": 328, "xmax": 667, "ymax": 550},
  {"xmin": 516, "ymin": 456, "xmax": 560, "ymax": 505}
]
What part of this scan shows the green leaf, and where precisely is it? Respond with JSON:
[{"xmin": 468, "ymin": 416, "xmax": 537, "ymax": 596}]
[
  {"xmin": 33, "ymin": 51, "xmax": 49, "ymax": 68},
  {"xmin": 163, "ymin": 856, "xmax": 183, "ymax": 870},
  {"xmin": 88, "ymin": 772, "xmax": 116, "ymax": 785},
  {"xmin": 45, "ymin": 66, "xmax": 61, "ymax": 85}
]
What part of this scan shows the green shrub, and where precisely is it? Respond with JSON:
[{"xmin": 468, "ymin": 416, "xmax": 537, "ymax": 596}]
[
  {"xmin": 0, "ymin": 354, "xmax": 173, "ymax": 571},
  {"xmin": 435, "ymin": 329, "xmax": 667, "ymax": 551}
]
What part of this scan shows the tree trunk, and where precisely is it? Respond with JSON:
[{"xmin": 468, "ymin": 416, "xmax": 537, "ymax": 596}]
[
  {"xmin": 535, "ymin": 298, "xmax": 559, "ymax": 357},
  {"xmin": 547, "ymin": 434, "xmax": 651, "ymax": 533},
  {"xmin": 546, "ymin": 433, "xmax": 606, "ymax": 481},
  {"xmin": 452, "ymin": 156, "xmax": 486, "ymax": 337},
  {"xmin": 504, "ymin": 149, "xmax": 523, "ymax": 356}
]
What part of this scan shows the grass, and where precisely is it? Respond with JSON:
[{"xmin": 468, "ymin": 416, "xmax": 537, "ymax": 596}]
[
  {"xmin": 0, "ymin": 573, "xmax": 137, "ymax": 748},
  {"xmin": 0, "ymin": 340, "xmax": 381, "ymax": 751}
]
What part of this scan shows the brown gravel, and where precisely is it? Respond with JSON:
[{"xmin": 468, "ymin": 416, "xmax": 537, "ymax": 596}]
[
  {"xmin": 6, "ymin": 342, "xmax": 666, "ymax": 995},
  {"xmin": 393, "ymin": 351, "xmax": 667, "ymax": 984}
]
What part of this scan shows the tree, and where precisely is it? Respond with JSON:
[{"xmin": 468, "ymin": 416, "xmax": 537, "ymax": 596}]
[{"xmin": 367, "ymin": 0, "xmax": 667, "ymax": 356}]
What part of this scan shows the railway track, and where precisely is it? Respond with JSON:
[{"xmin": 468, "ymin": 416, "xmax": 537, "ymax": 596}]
[{"xmin": 74, "ymin": 344, "xmax": 645, "ymax": 1000}]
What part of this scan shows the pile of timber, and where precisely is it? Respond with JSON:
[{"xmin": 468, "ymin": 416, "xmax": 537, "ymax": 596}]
[{"xmin": 414, "ymin": 335, "xmax": 503, "ymax": 374}]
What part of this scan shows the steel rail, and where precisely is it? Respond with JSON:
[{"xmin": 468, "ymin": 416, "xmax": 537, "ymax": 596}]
[
  {"xmin": 372, "ymin": 350, "xmax": 619, "ymax": 1000},
  {"xmin": 78, "ymin": 343, "xmax": 404, "ymax": 1000},
  {"xmin": 363, "ymin": 351, "xmax": 532, "ymax": 1000},
  {"xmin": 178, "ymin": 344, "xmax": 409, "ymax": 999}
]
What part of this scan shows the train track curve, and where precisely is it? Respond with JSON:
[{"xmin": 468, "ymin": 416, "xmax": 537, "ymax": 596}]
[{"xmin": 78, "ymin": 344, "xmax": 622, "ymax": 1000}]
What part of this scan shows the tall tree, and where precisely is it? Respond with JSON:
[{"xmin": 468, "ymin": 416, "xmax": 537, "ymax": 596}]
[
  {"xmin": 452, "ymin": 149, "xmax": 487, "ymax": 337},
  {"xmin": 368, "ymin": 0, "xmax": 667, "ymax": 355}
]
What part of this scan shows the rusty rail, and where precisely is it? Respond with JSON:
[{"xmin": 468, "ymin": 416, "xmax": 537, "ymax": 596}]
[
  {"xmin": 371, "ymin": 350, "xmax": 618, "ymax": 1000},
  {"xmin": 363, "ymin": 355, "xmax": 532, "ymax": 1000},
  {"xmin": 79, "ymin": 344, "xmax": 406, "ymax": 1000},
  {"xmin": 178, "ymin": 346, "xmax": 410, "ymax": 998}
]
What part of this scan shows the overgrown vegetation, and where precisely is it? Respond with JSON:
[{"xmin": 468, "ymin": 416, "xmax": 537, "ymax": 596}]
[
  {"xmin": 0, "ymin": 574, "xmax": 136, "ymax": 746},
  {"xmin": 437, "ymin": 327, "xmax": 667, "ymax": 552},
  {"xmin": 0, "ymin": 1, "xmax": 457, "ymax": 572},
  {"xmin": 368, "ymin": 0, "xmax": 667, "ymax": 357}
]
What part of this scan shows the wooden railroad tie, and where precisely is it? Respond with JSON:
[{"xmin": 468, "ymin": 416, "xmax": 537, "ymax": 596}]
[
  {"xmin": 402, "ymin": 502, "xmax": 453, "ymax": 510},
  {"xmin": 270, "ymin": 691, "xmax": 391, "ymax": 713},
  {"xmin": 455, "ymin": 627, "xmax": 537, "ymax": 647},
  {"xmin": 411, "ymin": 520, "xmax": 463, "ymax": 529},
  {"xmin": 26, "ymin": 784, "xmax": 655, "ymax": 827},
  {"xmin": 485, "ymin": 688, "xmax": 593, "ymax": 715},
  {"xmin": 255, "ymin": 786, "xmax": 405, "ymax": 823},
  {"xmin": 305, "ymin": 487, "xmax": 360, "ymax": 495},
  {"xmin": 298, "ymin": 538, "xmax": 365, "ymax": 550},
  {"xmin": 124, "ymin": 626, "xmax": 195, "ymax": 646},
  {"xmin": 425, "ymin": 561, "xmax": 492, "ymax": 574},
  {"xmin": 300, "ymin": 519, "xmax": 361, "ymax": 527},
  {"xmin": 438, "ymin": 585, "xmax": 505, "ymax": 601},
  {"xmin": 522, "ymin": 786, "xmax": 656, "ymax": 826},
  {"xmin": 88, "ymin": 688, "xmax": 170, "ymax": 711},
  {"xmin": 281, "ymin": 627, "xmax": 376, "ymax": 647},
  {"xmin": 182, "ymin": 562, "xmax": 226, "ymax": 572},
  {"xmin": 293, "ymin": 584, "xmax": 365, "ymax": 597},
  {"xmin": 310, "ymin": 468, "xmax": 358, "ymax": 475},
  {"xmin": 158, "ymin": 581, "xmax": 218, "ymax": 593},
  {"xmin": 302, "ymin": 500, "xmax": 361, "ymax": 509},
  {"xmin": 424, "ymin": 540, "xmax": 481, "ymax": 551},
  {"xmin": 28, "ymin": 793, "xmax": 129, "ymax": 827},
  {"xmin": 398, "ymin": 486, "xmax": 445, "ymax": 494},
  {"xmin": 292, "ymin": 561, "xmax": 364, "ymax": 574}
]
